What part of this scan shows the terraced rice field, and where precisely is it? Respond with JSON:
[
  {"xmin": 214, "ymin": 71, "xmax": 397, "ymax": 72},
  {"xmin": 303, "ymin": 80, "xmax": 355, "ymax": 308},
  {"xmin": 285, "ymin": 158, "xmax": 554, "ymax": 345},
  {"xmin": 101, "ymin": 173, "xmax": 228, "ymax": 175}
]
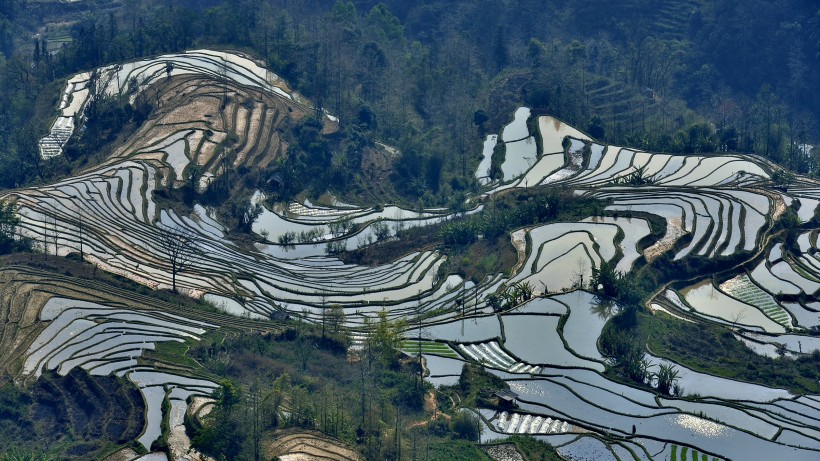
[
  {"xmin": 0, "ymin": 265, "xmax": 262, "ymax": 454},
  {"xmin": 719, "ymin": 274, "xmax": 793, "ymax": 327},
  {"xmin": 5, "ymin": 52, "xmax": 819, "ymax": 460},
  {"xmin": 265, "ymin": 429, "xmax": 363, "ymax": 461},
  {"xmin": 401, "ymin": 340, "xmax": 459, "ymax": 359},
  {"xmin": 670, "ymin": 444, "xmax": 720, "ymax": 461}
]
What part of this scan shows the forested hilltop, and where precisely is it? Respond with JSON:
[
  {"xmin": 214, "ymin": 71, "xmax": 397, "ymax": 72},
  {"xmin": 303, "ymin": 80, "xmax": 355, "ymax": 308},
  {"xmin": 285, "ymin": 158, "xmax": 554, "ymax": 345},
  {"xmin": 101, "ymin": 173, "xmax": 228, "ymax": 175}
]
[{"xmin": 0, "ymin": 0, "xmax": 818, "ymax": 200}]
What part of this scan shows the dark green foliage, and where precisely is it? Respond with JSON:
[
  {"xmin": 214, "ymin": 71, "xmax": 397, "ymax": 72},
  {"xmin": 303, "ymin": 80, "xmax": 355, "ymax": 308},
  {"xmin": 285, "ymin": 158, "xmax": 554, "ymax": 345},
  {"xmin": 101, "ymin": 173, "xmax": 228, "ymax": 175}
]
[
  {"xmin": 591, "ymin": 260, "xmax": 644, "ymax": 306},
  {"xmin": 0, "ymin": 201, "xmax": 33, "ymax": 254},
  {"xmin": 192, "ymin": 380, "xmax": 247, "ymax": 459},
  {"xmin": 609, "ymin": 165, "xmax": 654, "ymax": 186},
  {"xmin": 505, "ymin": 435, "xmax": 563, "ymax": 461},
  {"xmin": 0, "ymin": 449, "xmax": 55, "ymax": 461},
  {"xmin": 424, "ymin": 438, "xmax": 494, "ymax": 461},
  {"xmin": 449, "ymin": 411, "xmax": 479, "ymax": 441},
  {"xmin": 637, "ymin": 311, "xmax": 820, "ymax": 395},
  {"xmin": 438, "ymin": 189, "xmax": 597, "ymax": 247},
  {"xmin": 0, "ymin": 383, "xmax": 33, "ymax": 440},
  {"xmin": 587, "ymin": 115, "xmax": 605, "ymax": 140},
  {"xmin": 227, "ymin": 194, "xmax": 263, "ymax": 233},
  {"xmin": 0, "ymin": 369, "xmax": 145, "ymax": 460},
  {"xmin": 63, "ymin": 93, "xmax": 150, "ymax": 163},
  {"xmin": 457, "ymin": 364, "xmax": 508, "ymax": 407},
  {"xmin": 365, "ymin": 309, "xmax": 406, "ymax": 369},
  {"xmin": 376, "ymin": 370, "xmax": 426, "ymax": 411},
  {"xmin": 771, "ymin": 169, "xmax": 796, "ymax": 191},
  {"xmin": 187, "ymin": 321, "xmax": 434, "ymax": 460},
  {"xmin": 473, "ymin": 109, "xmax": 489, "ymax": 135},
  {"xmin": 600, "ymin": 327, "xmax": 651, "ymax": 385},
  {"xmin": 655, "ymin": 363, "xmax": 681, "ymax": 396},
  {"xmin": 486, "ymin": 293, "xmax": 503, "ymax": 311},
  {"xmin": 776, "ymin": 207, "xmax": 803, "ymax": 250},
  {"xmin": 486, "ymin": 282, "xmax": 535, "ymax": 311},
  {"xmin": 488, "ymin": 142, "xmax": 506, "ymax": 181},
  {"xmin": 0, "ymin": 0, "xmax": 816, "ymax": 199},
  {"xmin": 392, "ymin": 146, "xmax": 446, "ymax": 197}
]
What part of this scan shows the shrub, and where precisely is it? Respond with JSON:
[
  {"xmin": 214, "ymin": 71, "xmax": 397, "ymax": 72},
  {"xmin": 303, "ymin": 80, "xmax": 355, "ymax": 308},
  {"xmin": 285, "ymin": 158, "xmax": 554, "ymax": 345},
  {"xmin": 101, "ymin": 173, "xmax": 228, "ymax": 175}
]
[{"xmin": 449, "ymin": 411, "xmax": 480, "ymax": 441}]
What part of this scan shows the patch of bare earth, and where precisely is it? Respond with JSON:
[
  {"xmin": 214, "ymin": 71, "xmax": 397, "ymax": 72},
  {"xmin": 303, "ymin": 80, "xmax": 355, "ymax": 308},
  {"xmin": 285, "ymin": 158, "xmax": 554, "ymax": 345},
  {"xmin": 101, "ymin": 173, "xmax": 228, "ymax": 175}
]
[
  {"xmin": 482, "ymin": 443, "xmax": 525, "ymax": 461},
  {"xmin": 101, "ymin": 448, "xmax": 139, "ymax": 461},
  {"xmin": 510, "ymin": 229, "xmax": 527, "ymax": 278},
  {"xmin": 643, "ymin": 217, "xmax": 685, "ymax": 262},
  {"xmin": 266, "ymin": 429, "xmax": 363, "ymax": 461}
]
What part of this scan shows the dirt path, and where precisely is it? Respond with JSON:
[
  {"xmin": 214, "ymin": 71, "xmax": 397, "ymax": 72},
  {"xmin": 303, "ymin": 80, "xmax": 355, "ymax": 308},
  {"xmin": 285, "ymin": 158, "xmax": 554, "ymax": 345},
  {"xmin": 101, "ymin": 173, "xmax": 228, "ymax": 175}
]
[
  {"xmin": 643, "ymin": 217, "xmax": 685, "ymax": 262},
  {"xmin": 510, "ymin": 229, "xmax": 528, "ymax": 277}
]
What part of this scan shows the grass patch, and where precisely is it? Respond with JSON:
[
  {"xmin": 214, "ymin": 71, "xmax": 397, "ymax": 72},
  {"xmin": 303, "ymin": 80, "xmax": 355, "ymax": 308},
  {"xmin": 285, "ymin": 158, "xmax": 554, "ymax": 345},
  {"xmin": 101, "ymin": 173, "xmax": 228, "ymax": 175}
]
[
  {"xmin": 427, "ymin": 438, "xmax": 494, "ymax": 461},
  {"xmin": 504, "ymin": 434, "xmax": 563, "ymax": 461},
  {"xmin": 634, "ymin": 310, "xmax": 819, "ymax": 395},
  {"xmin": 449, "ymin": 364, "xmax": 509, "ymax": 408},
  {"xmin": 401, "ymin": 340, "xmax": 459, "ymax": 359},
  {"xmin": 143, "ymin": 339, "xmax": 201, "ymax": 370},
  {"xmin": 445, "ymin": 235, "xmax": 518, "ymax": 282}
]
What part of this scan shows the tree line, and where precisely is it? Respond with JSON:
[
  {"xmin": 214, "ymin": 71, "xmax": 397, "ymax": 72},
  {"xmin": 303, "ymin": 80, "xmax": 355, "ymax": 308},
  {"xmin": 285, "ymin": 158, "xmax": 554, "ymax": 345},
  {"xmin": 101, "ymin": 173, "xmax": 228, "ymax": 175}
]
[{"xmin": 0, "ymin": 0, "xmax": 817, "ymax": 197}]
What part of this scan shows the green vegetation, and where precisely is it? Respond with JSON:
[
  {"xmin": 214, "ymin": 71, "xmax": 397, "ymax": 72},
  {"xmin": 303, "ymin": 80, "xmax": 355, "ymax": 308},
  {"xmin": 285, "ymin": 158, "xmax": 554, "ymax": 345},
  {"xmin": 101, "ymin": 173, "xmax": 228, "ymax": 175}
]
[
  {"xmin": 486, "ymin": 281, "xmax": 535, "ymax": 312},
  {"xmin": 451, "ymin": 364, "xmax": 509, "ymax": 408},
  {"xmin": 600, "ymin": 325, "xmax": 653, "ymax": 388},
  {"xmin": 0, "ymin": 1, "xmax": 818, "ymax": 459},
  {"xmin": 0, "ymin": 450, "xmax": 54, "ymax": 461},
  {"xmin": 182, "ymin": 313, "xmax": 541, "ymax": 460},
  {"xmin": 186, "ymin": 313, "xmax": 421, "ymax": 460},
  {"xmin": 602, "ymin": 303, "xmax": 818, "ymax": 396},
  {"xmin": 63, "ymin": 91, "xmax": 152, "ymax": 166},
  {"xmin": 503, "ymin": 435, "xmax": 563, "ymax": 461},
  {"xmin": 401, "ymin": 340, "xmax": 459, "ymax": 359},
  {"xmin": 343, "ymin": 187, "xmax": 605, "ymax": 281},
  {"xmin": 0, "ymin": 201, "xmax": 33, "ymax": 254},
  {"xmin": 423, "ymin": 439, "xmax": 493, "ymax": 461},
  {"xmin": 609, "ymin": 165, "xmax": 655, "ymax": 186},
  {"xmin": 1, "ymin": 0, "xmax": 818, "ymax": 199},
  {"xmin": 438, "ymin": 189, "xmax": 604, "ymax": 249},
  {"xmin": 635, "ymin": 310, "xmax": 819, "ymax": 395},
  {"xmin": 591, "ymin": 260, "xmax": 644, "ymax": 306},
  {"xmin": 0, "ymin": 370, "xmax": 145, "ymax": 460}
]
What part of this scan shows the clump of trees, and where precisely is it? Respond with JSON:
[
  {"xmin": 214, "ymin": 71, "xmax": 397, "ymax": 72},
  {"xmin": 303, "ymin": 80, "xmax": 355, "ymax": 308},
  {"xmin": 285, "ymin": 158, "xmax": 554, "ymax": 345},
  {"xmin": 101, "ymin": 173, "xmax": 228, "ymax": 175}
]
[
  {"xmin": 438, "ymin": 190, "xmax": 595, "ymax": 247},
  {"xmin": 486, "ymin": 281, "xmax": 535, "ymax": 311},
  {"xmin": 601, "ymin": 327, "xmax": 680, "ymax": 396},
  {"xmin": 0, "ymin": 201, "xmax": 33, "ymax": 254},
  {"xmin": 4, "ymin": 0, "xmax": 815, "ymax": 203},
  {"xmin": 590, "ymin": 261, "xmax": 643, "ymax": 307},
  {"xmin": 189, "ymin": 309, "xmax": 436, "ymax": 461},
  {"xmin": 610, "ymin": 165, "xmax": 655, "ymax": 186}
]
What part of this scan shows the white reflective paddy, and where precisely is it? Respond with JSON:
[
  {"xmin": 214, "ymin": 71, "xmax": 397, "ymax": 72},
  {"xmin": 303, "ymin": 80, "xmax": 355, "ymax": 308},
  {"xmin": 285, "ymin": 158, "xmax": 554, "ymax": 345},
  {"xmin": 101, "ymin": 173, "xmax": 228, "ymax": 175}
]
[{"xmin": 17, "ymin": 56, "xmax": 820, "ymax": 461}]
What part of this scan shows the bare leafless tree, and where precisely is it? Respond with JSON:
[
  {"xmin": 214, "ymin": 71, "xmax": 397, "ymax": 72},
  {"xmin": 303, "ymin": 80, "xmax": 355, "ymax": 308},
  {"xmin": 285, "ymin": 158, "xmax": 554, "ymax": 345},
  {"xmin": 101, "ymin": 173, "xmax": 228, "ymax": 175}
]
[
  {"xmin": 157, "ymin": 224, "xmax": 198, "ymax": 293},
  {"xmin": 47, "ymin": 214, "xmax": 58, "ymax": 256},
  {"xmin": 730, "ymin": 309, "xmax": 746, "ymax": 329},
  {"xmin": 573, "ymin": 257, "xmax": 589, "ymax": 289}
]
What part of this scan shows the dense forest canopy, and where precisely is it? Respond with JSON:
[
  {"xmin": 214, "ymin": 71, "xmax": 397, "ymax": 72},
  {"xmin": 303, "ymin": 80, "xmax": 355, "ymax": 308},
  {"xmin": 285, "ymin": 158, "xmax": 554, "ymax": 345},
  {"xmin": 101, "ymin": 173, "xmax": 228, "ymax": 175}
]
[{"xmin": 0, "ymin": 0, "xmax": 818, "ymax": 197}]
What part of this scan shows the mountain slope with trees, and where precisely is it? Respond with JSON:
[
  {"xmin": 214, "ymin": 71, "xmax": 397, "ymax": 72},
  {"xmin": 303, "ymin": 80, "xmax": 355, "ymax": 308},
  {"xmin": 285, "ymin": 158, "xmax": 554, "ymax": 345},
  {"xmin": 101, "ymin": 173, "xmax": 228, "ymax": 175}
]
[{"xmin": 0, "ymin": 0, "xmax": 817, "ymax": 201}]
